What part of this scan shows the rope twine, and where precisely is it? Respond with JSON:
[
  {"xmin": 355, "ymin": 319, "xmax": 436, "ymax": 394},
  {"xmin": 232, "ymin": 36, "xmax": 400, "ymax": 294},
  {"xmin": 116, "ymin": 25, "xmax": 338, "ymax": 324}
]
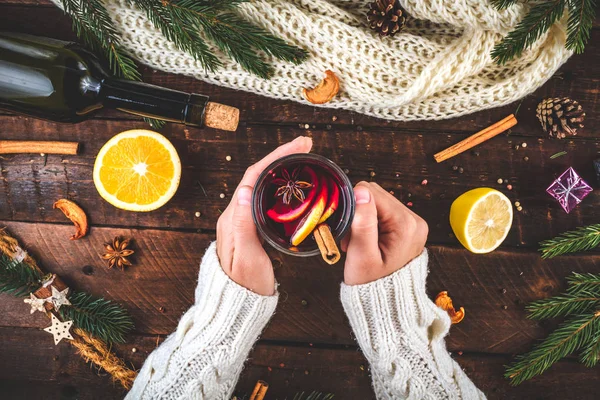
[{"xmin": 0, "ymin": 228, "xmax": 137, "ymax": 390}]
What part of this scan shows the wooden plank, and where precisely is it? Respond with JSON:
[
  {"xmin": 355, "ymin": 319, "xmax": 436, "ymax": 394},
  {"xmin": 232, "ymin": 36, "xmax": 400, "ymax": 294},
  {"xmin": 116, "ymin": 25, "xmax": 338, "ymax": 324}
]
[
  {"xmin": 0, "ymin": 221, "xmax": 598, "ymax": 354},
  {"xmin": 0, "ymin": 326, "xmax": 598, "ymax": 400},
  {"xmin": 0, "ymin": 5, "xmax": 600, "ymax": 139},
  {"xmin": 0, "ymin": 116, "xmax": 598, "ymax": 246}
]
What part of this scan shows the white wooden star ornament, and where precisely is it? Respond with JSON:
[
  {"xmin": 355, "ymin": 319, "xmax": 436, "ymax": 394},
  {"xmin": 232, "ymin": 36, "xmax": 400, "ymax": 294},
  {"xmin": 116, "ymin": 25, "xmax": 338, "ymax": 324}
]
[
  {"xmin": 49, "ymin": 286, "xmax": 71, "ymax": 311},
  {"xmin": 24, "ymin": 293, "xmax": 46, "ymax": 314},
  {"xmin": 43, "ymin": 314, "xmax": 74, "ymax": 345}
]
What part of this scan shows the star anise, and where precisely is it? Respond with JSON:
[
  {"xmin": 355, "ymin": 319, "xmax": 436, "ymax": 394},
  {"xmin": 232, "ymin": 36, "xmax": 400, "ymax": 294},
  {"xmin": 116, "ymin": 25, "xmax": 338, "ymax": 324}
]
[
  {"xmin": 102, "ymin": 236, "xmax": 134, "ymax": 270},
  {"xmin": 273, "ymin": 168, "xmax": 312, "ymax": 205}
]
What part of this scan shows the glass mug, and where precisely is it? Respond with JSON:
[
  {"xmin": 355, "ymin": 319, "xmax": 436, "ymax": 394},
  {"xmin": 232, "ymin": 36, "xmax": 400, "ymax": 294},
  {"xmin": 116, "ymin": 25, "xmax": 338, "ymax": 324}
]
[{"xmin": 252, "ymin": 153, "xmax": 355, "ymax": 257}]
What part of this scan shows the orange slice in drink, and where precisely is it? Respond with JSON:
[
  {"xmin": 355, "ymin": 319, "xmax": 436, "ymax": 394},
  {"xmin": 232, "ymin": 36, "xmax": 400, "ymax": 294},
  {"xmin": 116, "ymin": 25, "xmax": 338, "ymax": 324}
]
[
  {"xmin": 290, "ymin": 176, "xmax": 329, "ymax": 246},
  {"xmin": 93, "ymin": 129, "xmax": 181, "ymax": 212}
]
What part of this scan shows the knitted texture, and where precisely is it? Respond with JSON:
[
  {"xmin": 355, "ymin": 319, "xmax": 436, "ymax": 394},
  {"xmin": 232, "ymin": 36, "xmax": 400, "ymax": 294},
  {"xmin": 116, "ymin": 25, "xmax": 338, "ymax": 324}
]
[
  {"xmin": 51, "ymin": 0, "xmax": 572, "ymax": 121},
  {"xmin": 340, "ymin": 250, "xmax": 485, "ymax": 400},
  {"xmin": 126, "ymin": 242, "xmax": 278, "ymax": 400}
]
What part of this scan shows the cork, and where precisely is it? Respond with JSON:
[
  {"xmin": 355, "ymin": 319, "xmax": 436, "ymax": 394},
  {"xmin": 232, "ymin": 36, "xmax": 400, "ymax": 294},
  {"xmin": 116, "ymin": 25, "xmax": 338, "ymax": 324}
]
[{"xmin": 204, "ymin": 102, "xmax": 240, "ymax": 131}]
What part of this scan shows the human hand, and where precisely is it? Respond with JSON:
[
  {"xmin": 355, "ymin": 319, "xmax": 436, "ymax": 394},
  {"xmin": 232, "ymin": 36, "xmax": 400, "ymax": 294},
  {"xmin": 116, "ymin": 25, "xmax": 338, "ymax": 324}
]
[
  {"xmin": 216, "ymin": 136, "xmax": 313, "ymax": 295},
  {"xmin": 341, "ymin": 182, "xmax": 428, "ymax": 285}
]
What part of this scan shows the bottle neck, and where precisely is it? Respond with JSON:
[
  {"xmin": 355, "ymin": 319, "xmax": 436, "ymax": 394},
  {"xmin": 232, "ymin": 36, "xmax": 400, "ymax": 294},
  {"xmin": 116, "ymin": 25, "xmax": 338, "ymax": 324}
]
[{"xmin": 99, "ymin": 78, "xmax": 209, "ymax": 127}]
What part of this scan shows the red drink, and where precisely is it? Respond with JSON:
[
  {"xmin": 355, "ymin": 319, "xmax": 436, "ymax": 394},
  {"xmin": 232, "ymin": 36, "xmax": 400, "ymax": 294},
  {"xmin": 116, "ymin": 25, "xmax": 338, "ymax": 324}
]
[{"xmin": 252, "ymin": 154, "xmax": 355, "ymax": 256}]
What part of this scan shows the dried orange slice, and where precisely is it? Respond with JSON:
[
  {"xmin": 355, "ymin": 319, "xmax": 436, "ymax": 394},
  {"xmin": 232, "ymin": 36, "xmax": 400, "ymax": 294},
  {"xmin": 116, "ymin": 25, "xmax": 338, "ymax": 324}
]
[{"xmin": 93, "ymin": 129, "xmax": 181, "ymax": 212}]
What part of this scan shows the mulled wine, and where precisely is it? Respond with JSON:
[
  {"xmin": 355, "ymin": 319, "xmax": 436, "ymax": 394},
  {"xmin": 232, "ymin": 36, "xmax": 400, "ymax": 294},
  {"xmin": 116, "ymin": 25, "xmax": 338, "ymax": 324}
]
[{"xmin": 252, "ymin": 154, "xmax": 355, "ymax": 257}]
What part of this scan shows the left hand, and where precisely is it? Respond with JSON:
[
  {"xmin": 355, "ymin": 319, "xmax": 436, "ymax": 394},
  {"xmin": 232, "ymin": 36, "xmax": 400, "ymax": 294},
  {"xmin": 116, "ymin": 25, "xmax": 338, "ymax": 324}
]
[{"xmin": 216, "ymin": 136, "xmax": 313, "ymax": 295}]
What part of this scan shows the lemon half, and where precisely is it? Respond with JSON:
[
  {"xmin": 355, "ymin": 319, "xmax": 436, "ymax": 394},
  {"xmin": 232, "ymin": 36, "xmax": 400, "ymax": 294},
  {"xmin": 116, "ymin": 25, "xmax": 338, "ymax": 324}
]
[{"xmin": 450, "ymin": 188, "xmax": 513, "ymax": 253}]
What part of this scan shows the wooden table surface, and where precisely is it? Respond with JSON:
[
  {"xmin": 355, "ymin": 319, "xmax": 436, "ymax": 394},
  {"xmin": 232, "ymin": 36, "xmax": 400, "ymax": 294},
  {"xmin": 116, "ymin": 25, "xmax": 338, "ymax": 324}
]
[{"xmin": 1, "ymin": 2, "xmax": 599, "ymax": 399}]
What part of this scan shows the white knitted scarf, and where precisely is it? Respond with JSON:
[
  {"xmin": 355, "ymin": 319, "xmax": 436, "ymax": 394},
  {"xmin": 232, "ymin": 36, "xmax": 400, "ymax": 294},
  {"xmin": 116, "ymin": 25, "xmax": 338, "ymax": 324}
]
[{"xmin": 54, "ymin": 0, "xmax": 572, "ymax": 121}]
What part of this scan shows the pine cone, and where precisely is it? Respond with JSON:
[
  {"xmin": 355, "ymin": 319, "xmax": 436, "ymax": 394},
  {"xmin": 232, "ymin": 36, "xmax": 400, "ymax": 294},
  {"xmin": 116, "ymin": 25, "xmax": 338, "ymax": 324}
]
[
  {"xmin": 367, "ymin": 0, "xmax": 407, "ymax": 37},
  {"xmin": 536, "ymin": 97, "xmax": 585, "ymax": 139}
]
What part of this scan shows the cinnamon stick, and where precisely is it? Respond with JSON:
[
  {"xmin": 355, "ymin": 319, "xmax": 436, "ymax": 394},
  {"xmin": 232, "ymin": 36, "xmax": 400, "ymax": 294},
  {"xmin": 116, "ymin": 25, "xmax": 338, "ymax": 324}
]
[
  {"xmin": 434, "ymin": 114, "xmax": 517, "ymax": 163},
  {"xmin": 0, "ymin": 140, "xmax": 79, "ymax": 155},
  {"xmin": 249, "ymin": 380, "xmax": 269, "ymax": 400},
  {"xmin": 314, "ymin": 224, "xmax": 341, "ymax": 265}
]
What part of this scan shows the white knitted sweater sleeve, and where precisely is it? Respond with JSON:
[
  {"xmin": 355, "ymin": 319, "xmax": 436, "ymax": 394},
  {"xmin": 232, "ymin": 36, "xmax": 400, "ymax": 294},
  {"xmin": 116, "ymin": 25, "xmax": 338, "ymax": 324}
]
[
  {"xmin": 340, "ymin": 250, "xmax": 485, "ymax": 400},
  {"xmin": 126, "ymin": 242, "xmax": 278, "ymax": 400}
]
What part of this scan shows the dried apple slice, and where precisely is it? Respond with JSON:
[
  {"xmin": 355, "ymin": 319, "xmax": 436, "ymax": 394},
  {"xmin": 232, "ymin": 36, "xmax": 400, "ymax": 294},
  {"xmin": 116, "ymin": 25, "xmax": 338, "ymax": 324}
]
[
  {"xmin": 267, "ymin": 167, "xmax": 318, "ymax": 223},
  {"xmin": 318, "ymin": 180, "xmax": 339, "ymax": 224},
  {"xmin": 290, "ymin": 176, "xmax": 329, "ymax": 246}
]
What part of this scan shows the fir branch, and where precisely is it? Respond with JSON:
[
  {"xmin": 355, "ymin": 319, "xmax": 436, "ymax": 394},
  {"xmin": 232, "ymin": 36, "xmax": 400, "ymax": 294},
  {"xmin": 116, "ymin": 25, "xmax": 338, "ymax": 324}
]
[
  {"xmin": 492, "ymin": 0, "xmax": 567, "ymax": 64},
  {"xmin": 527, "ymin": 291, "xmax": 600, "ymax": 319},
  {"xmin": 580, "ymin": 319, "xmax": 600, "ymax": 367},
  {"xmin": 0, "ymin": 255, "xmax": 43, "ymax": 297},
  {"xmin": 491, "ymin": 0, "xmax": 523, "ymax": 10},
  {"xmin": 61, "ymin": 0, "xmax": 141, "ymax": 80},
  {"xmin": 565, "ymin": 0, "xmax": 597, "ymax": 54},
  {"xmin": 568, "ymin": 272, "xmax": 600, "ymax": 295},
  {"xmin": 59, "ymin": 291, "xmax": 134, "ymax": 344},
  {"xmin": 539, "ymin": 224, "xmax": 600, "ymax": 259},
  {"xmin": 129, "ymin": 0, "xmax": 308, "ymax": 79},
  {"xmin": 505, "ymin": 311, "xmax": 600, "ymax": 385}
]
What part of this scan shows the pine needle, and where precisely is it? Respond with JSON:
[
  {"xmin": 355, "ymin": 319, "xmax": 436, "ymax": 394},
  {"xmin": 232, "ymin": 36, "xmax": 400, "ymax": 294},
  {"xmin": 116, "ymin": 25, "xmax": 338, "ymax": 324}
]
[
  {"xmin": 0, "ymin": 255, "xmax": 43, "ymax": 297},
  {"xmin": 539, "ymin": 224, "xmax": 600, "ymax": 258},
  {"xmin": 492, "ymin": 0, "xmax": 567, "ymax": 65},
  {"xmin": 565, "ymin": 0, "xmax": 597, "ymax": 54},
  {"xmin": 527, "ymin": 291, "xmax": 600, "ymax": 320},
  {"xmin": 579, "ymin": 321, "xmax": 600, "ymax": 367},
  {"xmin": 550, "ymin": 150, "xmax": 567, "ymax": 159},
  {"xmin": 567, "ymin": 272, "xmax": 600, "ymax": 295},
  {"xmin": 59, "ymin": 291, "xmax": 134, "ymax": 344},
  {"xmin": 505, "ymin": 312, "xmax": 600, "ymax": 385},
  {"xmin": 490, "ymin": 0, "xmax": 521, "ymax": 10}
]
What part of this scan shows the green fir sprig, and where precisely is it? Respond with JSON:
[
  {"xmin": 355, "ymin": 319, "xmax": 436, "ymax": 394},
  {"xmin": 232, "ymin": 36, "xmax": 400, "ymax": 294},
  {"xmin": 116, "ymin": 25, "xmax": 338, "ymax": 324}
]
[
  {"xmin": 491, "ymin": 0, "xmax": 598, "ymax": 64},
  {"xmin": 539, "ymin": 224, "xmax": 600, "ymax": 258},
  {"xmin": 0, "ymin": 252, "xmax": 133, "ymax": 344},
  {"xmin": 59, "ymin": 291, "xmax": 134, "ymax": 344},
  {"xmin": 0, "ymin": 255, "xmax": 43, "ymax": 297},
  {"xmin": 505, "ymin": 272, "xmax": 600, "ymax": 384}
]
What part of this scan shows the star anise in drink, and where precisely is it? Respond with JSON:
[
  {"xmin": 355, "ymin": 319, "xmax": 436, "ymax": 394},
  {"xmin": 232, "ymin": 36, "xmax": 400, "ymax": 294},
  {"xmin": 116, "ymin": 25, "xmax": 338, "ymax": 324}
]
[{"xmin": 273, "ymin": 167, "xmax": 312, "ymax": 205}]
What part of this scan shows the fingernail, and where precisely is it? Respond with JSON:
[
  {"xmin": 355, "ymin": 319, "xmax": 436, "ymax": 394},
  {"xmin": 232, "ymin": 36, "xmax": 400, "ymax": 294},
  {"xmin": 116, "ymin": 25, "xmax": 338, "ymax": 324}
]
[
  {"xmin": 355, "ymin": 187, "xmax": 371, "ymax": 204},
  {"xmin": 237, "ymin": 187, "xmax": 252, "ymax": 205}
]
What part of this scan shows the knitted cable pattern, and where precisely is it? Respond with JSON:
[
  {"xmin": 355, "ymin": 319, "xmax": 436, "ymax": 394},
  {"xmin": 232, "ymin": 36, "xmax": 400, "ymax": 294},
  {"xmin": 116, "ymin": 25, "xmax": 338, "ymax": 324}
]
[
  {"xmin": 126, "ymin": 243, "xmax": 279, "ymax": 400},
  {"xmin": 340, "ymin": 250, "xmax": 486, "ymax": 400},
  {"xmin": 51, "ymin": 0, "xmax": 572, "ymax": 121}
]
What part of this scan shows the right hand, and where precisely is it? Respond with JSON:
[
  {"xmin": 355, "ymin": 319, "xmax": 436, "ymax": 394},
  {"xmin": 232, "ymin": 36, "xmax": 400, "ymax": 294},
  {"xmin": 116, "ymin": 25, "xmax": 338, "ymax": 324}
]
[{"xmin": 341, "ymin": 182, "xmax": 429, "ymax": 286}]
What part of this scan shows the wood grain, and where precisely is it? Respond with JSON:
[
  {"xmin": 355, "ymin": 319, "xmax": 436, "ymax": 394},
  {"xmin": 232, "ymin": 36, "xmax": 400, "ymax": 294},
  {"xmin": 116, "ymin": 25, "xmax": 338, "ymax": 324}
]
[
  {"xmin": 0, "ymin": 326, "xmax": 598, "ymax": 400},
  {"xmin": 0, "ymin": 221, "xmax": 598, "ymax": 355},
  {"xmin": 0, "ymin": 116, "xmax": 598, "ymax": 247}
]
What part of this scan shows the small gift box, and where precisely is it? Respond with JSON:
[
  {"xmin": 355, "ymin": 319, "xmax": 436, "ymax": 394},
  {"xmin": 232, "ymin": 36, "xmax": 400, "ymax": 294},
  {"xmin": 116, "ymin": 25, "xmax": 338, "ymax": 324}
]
[{"xmin": 546, "ymin": 167, "xmax": 593, "ymax": 213}]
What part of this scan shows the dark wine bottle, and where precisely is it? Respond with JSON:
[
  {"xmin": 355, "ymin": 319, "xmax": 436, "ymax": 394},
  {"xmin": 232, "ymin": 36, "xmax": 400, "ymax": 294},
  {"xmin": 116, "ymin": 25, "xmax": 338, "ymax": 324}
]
[{"xmin": 0, "ymin": 32, "xmax": 239, "ymax": 131}]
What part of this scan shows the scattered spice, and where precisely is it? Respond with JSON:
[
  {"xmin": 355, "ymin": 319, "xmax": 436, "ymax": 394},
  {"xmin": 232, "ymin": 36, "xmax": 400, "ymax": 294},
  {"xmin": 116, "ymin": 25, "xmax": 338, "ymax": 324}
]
[
  {"xmin": 507, "ymin": 184, "xmax": 513, "ymax": 190},
  {"xmin": 515, "ymin": 201, "xmax": 521, "ymax": 207},
  {"xmin": 550, "ymin": 151, "xmax": 568, "ymax": 159},
  {"xmin": 332, "ymin": 116, "xmax": 338, "ymax": 121},
  {"xmin": 523, "ymin": 156, "xmax": 529, "ymax": 161},
  {"xmin": 521, "ymin": 142, "xmax": 527, "ymax": 148},
  {"xmin": 515, "ymin": 144, "xmax": 520, "ymax": 150},
  {"xmin": 53, "ymin": 199, "xmax": 89, "ymax": 240},
  {"xmin": 102, "ymin": 236, "xmax": 135, "ymax": 270},
  {"xmin": 517, "ymin": 206, "xmax": 523, "ymax": 212},
  {"xmin": 301, "ymin": 299, "xmax": 308, "ymax": 306},
  {"xmin": 195, "ymin": 211, "xmax": 201, "ymax": 218},
  {"xmin": 131, "ymin": 348, "xmax": 137, "ymax": 353},
  {"xmin": 435, "ymin": 291, "xmax": 465, "ymax": 324},
  {"xmin": 452, "ymin": 165, "xmax": 458, "ymax": 171},
  {"xmin": 279, "ymin": 363, "xmax": 285, "ymax": 368},
  {"xmin": 225, "ymin": 155, "xmax": 232, "ymax": 161},
  {"xmin": 458, "ymin": 167, "xmax": 464, "ymax": 174},
  {"xmin": 304, "ymin": 124, "xmax": 310, "ymax": 129},
  {"xmin": 369, "ymin": 171, "xmax": 376, "ymax": 177},
  {"xmin": 304, "ymin": 370, "xmax": 310, "ymax": 375},
  {"xmin": 458, "ymin": 351, "xmax": 463, "ymax": 356},
  {"xmin": 303, "ymin": 70, "xmax": 340, "ymax": 104},
  {"xmin": 497, "ymin": 178, "xmax": 503, "ymax": 184},
  {"xmin": 421, "ymin": 179, "xmax": 428, "ymax": 185},
  {"xmin": 326, "ymin": 124, "xmax": 332, "ymax": 130},
  {"xmin": 158, "ymin": 306, "xmax": 166, "ymax": 313},
  {"xmin": 406, "ymin": 201, "xmax": 413, "ymax": 207},
  {"xmin": 360, "ymin": 364, "xmax": 365, "ymax": 371},
  {"xmin": 219, "ymin": 193, "xmax": 226, "ymax": 199},
  {"xmin": 502, "ymin": 288, "xmax": 507, "ymax": 294},
  {"xmin": 502, "ymin": 305, "xmax": 508, "ymax": 310}
]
